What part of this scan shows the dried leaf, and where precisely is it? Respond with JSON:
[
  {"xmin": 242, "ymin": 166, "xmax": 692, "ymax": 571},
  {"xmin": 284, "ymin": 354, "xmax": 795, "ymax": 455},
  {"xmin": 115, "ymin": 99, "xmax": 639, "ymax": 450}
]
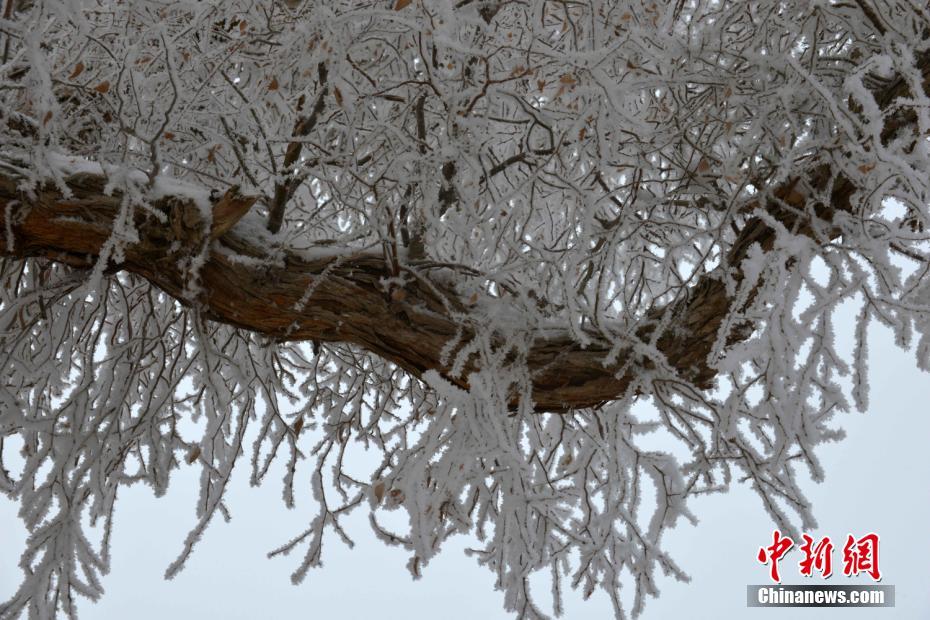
[
  {"xmin": 268, "ymin": 76, "xmax": 279, "ymax": 91},
  {"xmin": 68, "ymin": 62, "xmax": 85, "ymax": 79},
  {"xmin": 373, "ymin": 481, "xmax": 385, "ymax": 502},
  {"xmin": 292, "ymin": 417, "xmax": 304, "ymax": 435},
  {"xmin": 391, "ymin": 287, "xmax": 407, "ymax": 302},
  {"xmin": 186, "ymin": 446, "xmax": 201, "ymax": 464},
  {"xmin": 408, "ymin": 556, "xmax": 421, "ymax": 579},
  {"xmin": 333, "ymin": 86, "xmax": 343, "ymax": 107},
  {"xmin": 94, "ymin": 81, "xmax": 110, "ymax": 94},
  {"xmin": 42, "ymin": 111, "xmax": 53, "ymax": 126},
  {"xmin": 163, "ymin": 131, "xmax": 175, "ymax": 140},
  {"xmin": 210, "ymin": 186, "xmax": 259, "ymax": 239},
  {"xmin": 858, "ymin": 163, "xmax": 876, "ymax": 174},
  {"xmin": 394, "ymin": 0, "xmax": 412, "ymax": 9}
]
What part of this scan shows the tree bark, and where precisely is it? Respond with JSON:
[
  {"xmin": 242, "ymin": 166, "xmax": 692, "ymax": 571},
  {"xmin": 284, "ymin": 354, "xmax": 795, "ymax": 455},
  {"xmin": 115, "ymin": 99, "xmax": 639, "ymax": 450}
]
[{"xmin": 0, "ymin": 168, "xmax": 849, "ymax": 412}]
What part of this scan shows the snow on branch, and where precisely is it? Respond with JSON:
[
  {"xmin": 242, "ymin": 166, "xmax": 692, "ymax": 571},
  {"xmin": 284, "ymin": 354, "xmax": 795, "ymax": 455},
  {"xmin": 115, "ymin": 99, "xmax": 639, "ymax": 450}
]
[{"xmin": 2, "ymin": 1, "xmax": 930, "ymax": 618}]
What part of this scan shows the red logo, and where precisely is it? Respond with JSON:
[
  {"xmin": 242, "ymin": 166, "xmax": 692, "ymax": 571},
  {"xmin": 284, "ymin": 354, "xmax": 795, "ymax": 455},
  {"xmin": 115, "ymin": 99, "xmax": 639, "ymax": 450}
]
[
  {"xmin": 757, "ymin": 530, "xmax": 794, "ymax": 583},
  {"xmin": 757, "ymin": 531, "xmax": 881, "ymax": 582},
  {"xmin": 842, "ymin": 533, "xmax": 881, "ymax": 581},
  {"xmin": 799, "ymin": 534, "xmax": 834, "ymax": 578}
]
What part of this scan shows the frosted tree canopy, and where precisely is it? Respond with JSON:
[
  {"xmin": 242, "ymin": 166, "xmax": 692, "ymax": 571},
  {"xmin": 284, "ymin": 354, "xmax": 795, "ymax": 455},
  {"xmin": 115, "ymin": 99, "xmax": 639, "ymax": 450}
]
[{"xmin": 1, "ymin": 0, "xmax": 929, "ymax": 617}]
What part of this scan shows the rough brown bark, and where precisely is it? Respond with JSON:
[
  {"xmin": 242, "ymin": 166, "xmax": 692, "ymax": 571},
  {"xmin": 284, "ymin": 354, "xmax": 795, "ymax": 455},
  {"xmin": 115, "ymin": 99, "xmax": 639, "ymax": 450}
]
[{"xmin": 0, "ymin": 169, "xmax": 846, "ymax": 412}]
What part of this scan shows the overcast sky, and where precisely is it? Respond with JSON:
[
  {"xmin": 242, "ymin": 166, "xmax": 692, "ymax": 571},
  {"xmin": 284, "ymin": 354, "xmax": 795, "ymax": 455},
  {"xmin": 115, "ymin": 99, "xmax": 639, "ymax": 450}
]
[{"xmin": 3, "ymin": 312, "xmax": 929, "ymax": 619}]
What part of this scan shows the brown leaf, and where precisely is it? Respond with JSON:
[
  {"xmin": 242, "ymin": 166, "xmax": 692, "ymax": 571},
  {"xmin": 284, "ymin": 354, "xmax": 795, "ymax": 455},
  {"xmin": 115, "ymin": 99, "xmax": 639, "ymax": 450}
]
[
  {"xmin": 268, "ymin": 76, "xmax": 279, "ymax": 91},
  {"xmin": 391, "ymin": 287, "xmax": 407, "ymax": 302},
  {"xmin": 186, "ymin": 446, "xmax": 201, "ymax": 464},
  {"xmin": 559, "ymin": 73, "xmax": 576, "ymax": 85},
  {"xmin": 163, "ymin": 131, "xmax": 175, "ymax": 140},
  {"xmin": 858, "ymin": 163, "xmax": 876, "ymax": 174},
  {"xmin": 394, "ymin": 0, "xmax": 412, "ymax": 9},
  {"xmin": 333, "ymin": 86, "xmax": 343, "ymax": 107},
  {"xmin": 68, "ymin": 62, "xmax": 85, "ymax": 79},
  {"xmin": 408, "ymin": 556, "xmax": 421, "ymax": 578},
  {"xmin": 696, "ymin": 157, "xmax": 711, "ymax": 173},
  {"xmin": 373, "ymin": 481, "xmax": 385, "ymax": 502},
  {"xmin": 905, "ymin": 214, "xmax": 924, "ymax": 232},
  {"xmin": 467, "ymin": 292, "xmax": 479, "ymax": 305},
  {"xmin": 239, "ymin": 20, "xmax": 247, "ymax": 34},
  {"xmin": 210, "ymin": 186, "xmax": 259, "ymax": 240},
  {"xmin": 42, "ymin": 111, "xmax": 53, "ymax": 126},
  {"xmin": 537, "ymin": 79, "xmax": 546, "ymax": 91},
  {"xmin": 292, "ymin": 417, "xmax": 304, "ymax": 435},
  {"xmin": 94, "ymin": 81, "xmax": 110, "ymax": 94}
]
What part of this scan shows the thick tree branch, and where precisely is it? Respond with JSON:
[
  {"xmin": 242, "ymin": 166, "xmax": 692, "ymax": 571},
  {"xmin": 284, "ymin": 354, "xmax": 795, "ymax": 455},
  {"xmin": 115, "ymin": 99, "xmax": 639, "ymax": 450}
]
[
  {"xmin": 268, "ymin": 62, "xmax": 329, "ymax": 234},
  {"xmin": 0, "ymin": 165, "xmax": 849, "ymax": 412}
]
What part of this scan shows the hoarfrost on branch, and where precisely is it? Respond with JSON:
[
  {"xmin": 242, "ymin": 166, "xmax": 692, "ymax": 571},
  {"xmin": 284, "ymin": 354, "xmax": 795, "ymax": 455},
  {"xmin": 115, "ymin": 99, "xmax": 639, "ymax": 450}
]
[{"xmin": 1, "ymin": 1, "xmax": 929, "ymax": 618}]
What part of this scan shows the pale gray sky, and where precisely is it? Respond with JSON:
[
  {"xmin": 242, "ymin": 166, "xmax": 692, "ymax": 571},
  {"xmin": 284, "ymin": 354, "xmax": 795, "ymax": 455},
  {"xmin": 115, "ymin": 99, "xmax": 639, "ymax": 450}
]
[{"xmin": 2, "ymin": 318, "xmax": 929, "ymax": 619}]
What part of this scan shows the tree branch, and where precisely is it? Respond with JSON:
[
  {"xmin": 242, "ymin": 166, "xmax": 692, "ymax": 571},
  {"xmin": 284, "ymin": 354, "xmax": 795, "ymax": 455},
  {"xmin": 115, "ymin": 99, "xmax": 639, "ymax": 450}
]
[
  {"xmin": 1, "ymin": 50, "xmax": 924, "ymax": 412},
  {"xmin": 268, "ymin": 62, "xmax": 329, "ymax": 234},
  {"xmin": 0, "ymin": 165, "xmax": 850, "ymax": 412}
]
